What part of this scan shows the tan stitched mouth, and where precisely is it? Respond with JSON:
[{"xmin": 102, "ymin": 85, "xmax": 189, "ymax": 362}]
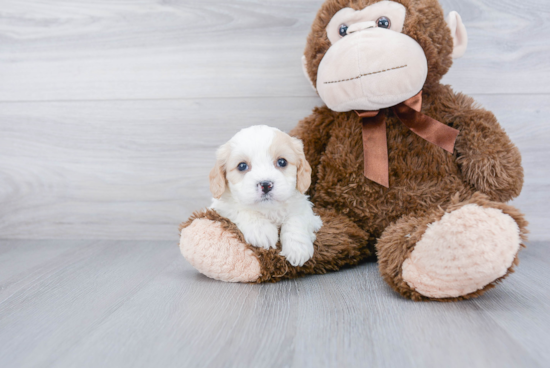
[{"xmin": 323, "ymin": 64, "xmax": 408, "ymax": 84}]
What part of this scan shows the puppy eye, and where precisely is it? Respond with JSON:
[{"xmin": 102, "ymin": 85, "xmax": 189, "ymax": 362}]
[
  {"xmin": 376, "ymin": 16, "xmax": 391, "ymax": 29},
  {"xmin": 339, "ymin": 24, "xmax": 348, "ymax": 37},
  {"xmin": 237, "ymin": 162, "xmax": 248, "ymax": 172},
  {"xmin": 277, "ymin": 158, "xmax": 288, "ymax": 168}
]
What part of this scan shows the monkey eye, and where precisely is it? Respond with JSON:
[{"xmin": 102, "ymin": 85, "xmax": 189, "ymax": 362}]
[
  {"xmin": 277, "ymin": 158, "xmax": 288, "ymax": 168},
  {"xmin": 339, "ymin": 24, "xmax": 348, "ymax": 37},
  {"xmin": 377, "ymin": 16, "xmax": 391, "ymax": 29},
  {"xmin": 237, "ymin": 162, "xmax": 248, "ymax": 172}
]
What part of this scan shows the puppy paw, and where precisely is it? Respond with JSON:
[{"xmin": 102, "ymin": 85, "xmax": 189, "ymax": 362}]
[
  {"xmin": 310, "ymin": 214, "xmax": 323, "ymax": 241},
  {"xmin": 240, "ymin": 222, "xmax": 279, "ymax": 250},
  {"xmin": 280, "ymin": 232, "xmax": 314, "ymax": 267}
]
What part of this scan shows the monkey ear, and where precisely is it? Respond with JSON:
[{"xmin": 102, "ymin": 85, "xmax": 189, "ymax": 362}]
[
  {"xmin": 291, "ymin": 137, "xmax": 312, "ymax": 194},
  {"xmin": 446, "ymin": 11, "xmax": 468, "ymax": 59},
  {"xmin": 209, "ymin": 143, "xmax": 230, "ymax": 199},
  {"xmin": 301, "ymin": 55, "xmax": 317, "ymax": 92}
]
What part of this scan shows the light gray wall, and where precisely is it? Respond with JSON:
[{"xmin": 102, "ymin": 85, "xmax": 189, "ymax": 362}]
[{"xmin": 0, "ymin": 0, "xmax": 548, "ymax": 240}]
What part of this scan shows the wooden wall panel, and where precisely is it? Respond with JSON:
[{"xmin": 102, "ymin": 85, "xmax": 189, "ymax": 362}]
[
  {"xmin": 1, "ymin": 95, "xmax": 548, "ymax": 240},
  {"xmin": 0, "ymin": 97, "xmax": 320, "ymax": 239},
  {"xmin": 0, "ymin": 0, "xmax": 548, "ymax": 102},
  {"xmin": 0, "ymin": 0, "xmax": 548, "ymax": 240}
]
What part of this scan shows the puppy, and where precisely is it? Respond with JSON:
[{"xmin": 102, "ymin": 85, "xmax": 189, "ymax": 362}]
[{"xmin": 209, "ymin": 125, "xmax": 322, "ymax": 267}]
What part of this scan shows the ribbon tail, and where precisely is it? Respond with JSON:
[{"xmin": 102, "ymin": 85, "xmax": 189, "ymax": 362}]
[
  {"xmin": 393, "ymin": 104, "xmax": 459, "ymax": 153},
  {"xmin": 362, "ymin": 114, "xmax": 389, "ymax": 188}
]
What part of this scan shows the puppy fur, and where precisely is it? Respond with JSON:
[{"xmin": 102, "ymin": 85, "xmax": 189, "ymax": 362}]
[{"xmin": 209, "ymin": 125, "xmax": 323, "ymax": 267}]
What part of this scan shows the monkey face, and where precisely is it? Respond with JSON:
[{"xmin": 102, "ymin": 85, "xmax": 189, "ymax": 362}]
[
  {"xmin": 302, "ymin": 0, "xmax": 468, "ymax": 112},
  {"xmin": 317, "ymin": 1, "xmax": 427, "ymax": 112}
]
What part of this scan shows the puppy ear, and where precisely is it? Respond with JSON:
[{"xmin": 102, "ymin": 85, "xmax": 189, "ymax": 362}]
[
  {"xmin": 291, "ymin": 137, "xmax": 312, "ymax": 194},
  {"xmin": 209, "ymin": 143, "xmax": 230, "ymax": 199}
]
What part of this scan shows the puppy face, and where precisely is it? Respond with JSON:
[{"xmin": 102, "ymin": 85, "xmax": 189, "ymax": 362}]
[{"xmin": 209, "ymin": 126, "xmax": 311, "ymax": 206}]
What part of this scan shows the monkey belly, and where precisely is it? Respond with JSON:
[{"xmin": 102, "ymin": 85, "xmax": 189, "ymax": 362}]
[{"xmin": 311, "ymin": 114, "xmax": 473, "ymax": 238}]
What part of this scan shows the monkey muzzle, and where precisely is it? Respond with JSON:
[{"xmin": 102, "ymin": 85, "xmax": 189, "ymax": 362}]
[{"xmin": 316, "ymin": 27, "xmax": 428, "ymax": 112}]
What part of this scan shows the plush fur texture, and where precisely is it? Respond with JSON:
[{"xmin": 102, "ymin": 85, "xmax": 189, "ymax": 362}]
[
  {"xmin": 313, "ymin": 1, "xmax": 439, "ymax": 112},
  {"xmin": 180, "ymin": 208, "xmax": 373, "ymax": 283},
  {"xmin": 376, "ymin": 193, "xmax": 527, "ymax": 301},
  {"xmin": 304, "ymin": 0, "xmax": 454, "ymax": 90},
  {"xmin": 180, "ymin": 218, "xmax": 261, "ymax": 283},
  {"xmin": 180, "ymin": 0, "xmax": 528, "ymax": 301},
  {"xmin": 401, "ymin": 203, "xmax": 521, "ymax": 298}
]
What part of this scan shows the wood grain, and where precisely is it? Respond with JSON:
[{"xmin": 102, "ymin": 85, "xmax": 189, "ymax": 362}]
[
  {"xmin": 0, "ymin": 0, "xmax": 549, "ymax": 102},
  {"xmin": 0, "ymin": 97, "xmax": 320, "ymax": 239},
  {"xmin": 1, "ymin": 94, "xmax": 548, "ymax": 240},
  {"xmin": 0, "ymin": 0, "xmax": 548, "ymax": 240},
  {"xmin": 0, "ymin": 240, "xmax": 175, "ymax": 368},
  {"xmin": 0, "ymin": 239, "xmax": 548, "ymax": 368}
]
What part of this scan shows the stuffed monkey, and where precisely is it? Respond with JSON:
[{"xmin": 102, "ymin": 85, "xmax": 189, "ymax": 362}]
[{"xmin": 180, "ymin": 0, "xmax": 527, "ymax": 301}]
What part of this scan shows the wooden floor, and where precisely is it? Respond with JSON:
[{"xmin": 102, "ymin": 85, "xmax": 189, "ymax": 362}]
[{"xmin": 0, "ymin": 239, "xmax": 548, "ymax": 368}]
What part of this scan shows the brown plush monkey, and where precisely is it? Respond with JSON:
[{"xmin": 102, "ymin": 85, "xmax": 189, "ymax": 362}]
[{"xmin": 180, "ymin": 0, "xmax": 528, "ymax": 301}]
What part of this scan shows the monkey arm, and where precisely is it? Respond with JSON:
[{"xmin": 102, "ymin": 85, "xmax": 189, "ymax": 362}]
[
  {"xmin": 290, "ymin": 107, "xmax": 336, "ymax": 197},
  {"xmin": 444, "ymin": 89, "xmax": 524, "ymax": 202}
]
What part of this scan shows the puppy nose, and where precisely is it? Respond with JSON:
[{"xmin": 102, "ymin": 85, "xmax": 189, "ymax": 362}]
[{"xmin": 259, "ymin": 181, "xmax": 274, "ymax": 194}]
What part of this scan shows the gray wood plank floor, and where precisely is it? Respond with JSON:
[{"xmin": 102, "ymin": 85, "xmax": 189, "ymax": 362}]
[{"xmin": 0, "ymin": 240, "xmax": 548, "ymax": 368}]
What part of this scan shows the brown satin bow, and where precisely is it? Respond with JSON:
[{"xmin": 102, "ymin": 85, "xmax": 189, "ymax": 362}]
[{"xmin": 355, "ymin": 91, "xmax": 459, "ymax": 188}]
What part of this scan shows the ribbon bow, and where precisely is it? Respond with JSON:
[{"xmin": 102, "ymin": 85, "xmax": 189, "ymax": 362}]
[{"xmin": 355, "ymin": 91, "xmax": 459, "ymax": 188}]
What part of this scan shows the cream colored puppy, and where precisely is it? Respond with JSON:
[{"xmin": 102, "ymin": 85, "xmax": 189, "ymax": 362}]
[{"xmin": 209, "ymin": 125, "xmax": 323, "ymax": 267}]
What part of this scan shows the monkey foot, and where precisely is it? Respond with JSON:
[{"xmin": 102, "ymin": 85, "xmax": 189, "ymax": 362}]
[
  {"xmin": 402, "ymin": 204, "xmax": 522, "ymax": 299},
  {"xmin": 180, "ymin": 218, "xmax": 262, "ymax": 283}
]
